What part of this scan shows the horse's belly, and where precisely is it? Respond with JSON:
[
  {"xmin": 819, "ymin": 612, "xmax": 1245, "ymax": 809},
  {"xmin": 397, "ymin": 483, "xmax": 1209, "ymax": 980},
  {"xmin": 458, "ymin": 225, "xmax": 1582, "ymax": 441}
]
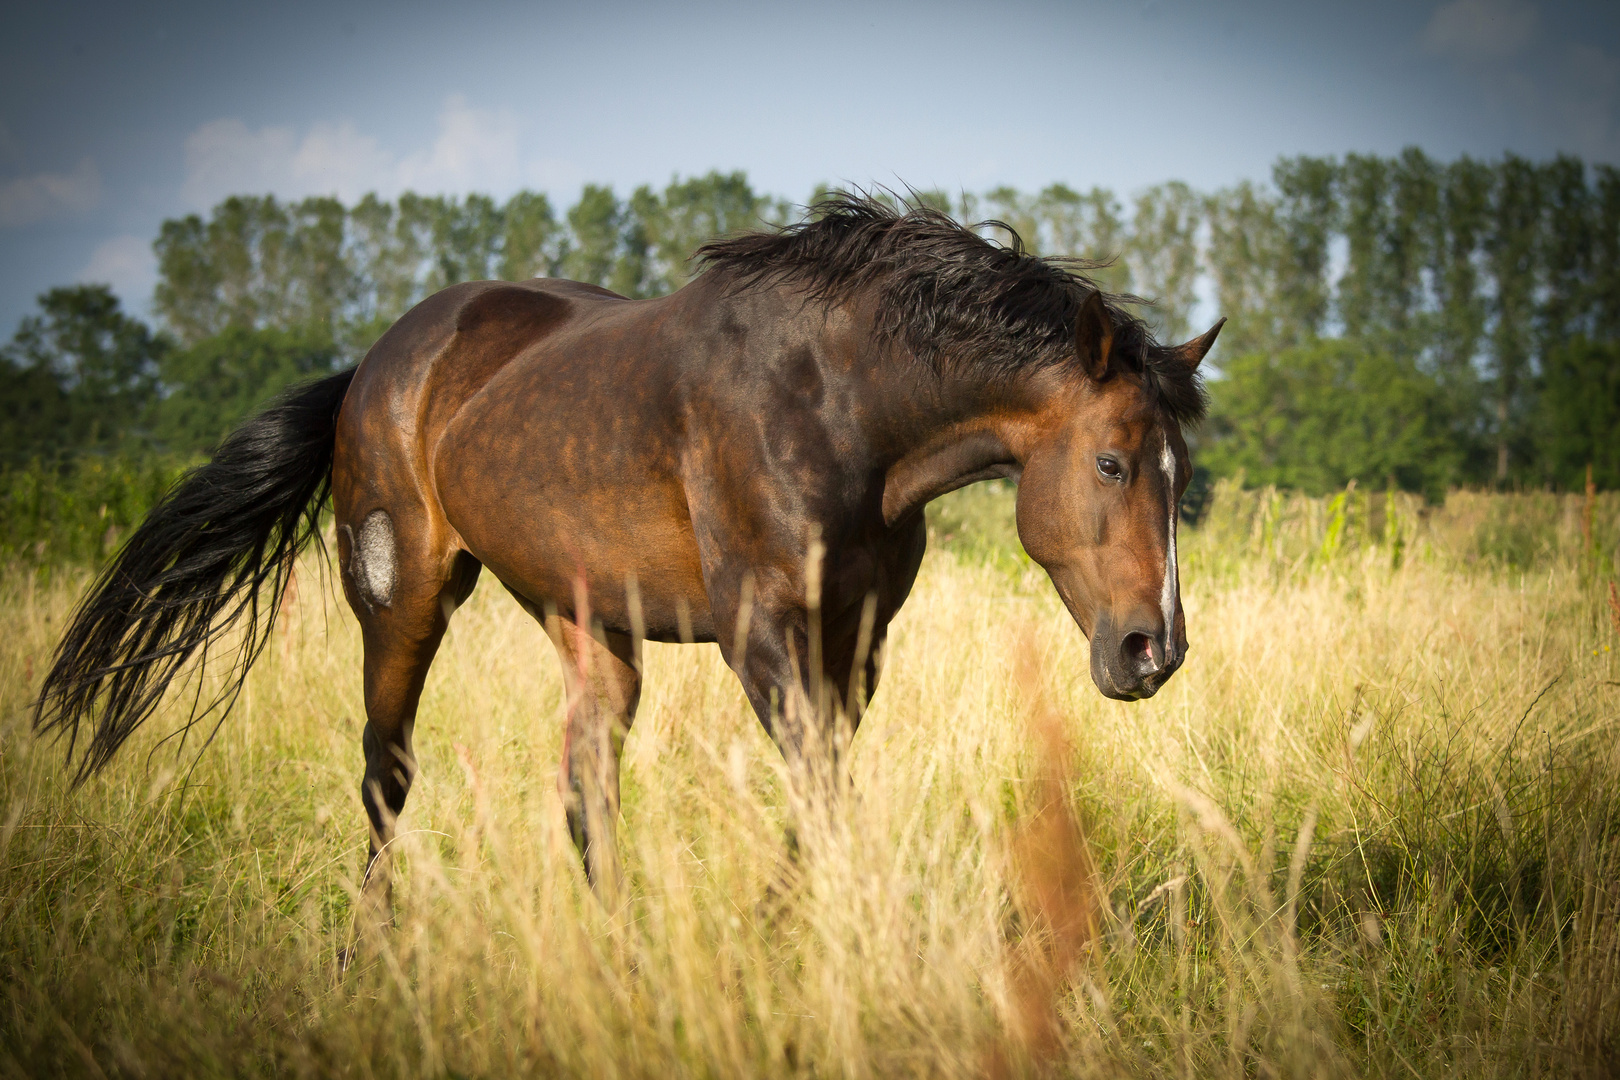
[
  {"xmin": 432, "ymin": 375, "xmax": 715, "ymax": 642},
  {"xmin": 451, "ymin": 491, "xmax": 715, "ymax": 641}
]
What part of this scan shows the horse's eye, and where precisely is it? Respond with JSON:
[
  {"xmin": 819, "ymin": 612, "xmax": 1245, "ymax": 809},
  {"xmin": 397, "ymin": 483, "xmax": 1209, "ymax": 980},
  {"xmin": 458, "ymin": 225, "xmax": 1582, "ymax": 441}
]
[{"xmin": 1096, "ymin": 456, "xmax": 1123, "ymax": 481}]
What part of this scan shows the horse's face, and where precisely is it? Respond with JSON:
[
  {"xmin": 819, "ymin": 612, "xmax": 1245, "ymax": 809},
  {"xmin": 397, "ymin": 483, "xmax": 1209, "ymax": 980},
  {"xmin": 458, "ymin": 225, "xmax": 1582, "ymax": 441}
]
[
  {"xmin": 1017, "ymin": 378, "xmax": 1188, "ymax": 700},
  {"xmin": 1014, "ymin": 296, "xmax": 1219, "ymax": 701}
]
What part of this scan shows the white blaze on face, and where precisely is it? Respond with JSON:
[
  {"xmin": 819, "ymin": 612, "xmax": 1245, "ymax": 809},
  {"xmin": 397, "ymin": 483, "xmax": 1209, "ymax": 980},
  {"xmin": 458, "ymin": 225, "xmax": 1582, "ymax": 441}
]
[{"xmin": 1159, "ymin": 433, "xmax": 1178, "ymax": 656}]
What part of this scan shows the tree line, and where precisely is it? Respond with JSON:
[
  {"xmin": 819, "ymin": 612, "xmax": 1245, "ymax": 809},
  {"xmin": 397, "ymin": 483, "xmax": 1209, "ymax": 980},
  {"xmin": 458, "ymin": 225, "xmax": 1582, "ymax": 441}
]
[{"xmin": 3, "ymin": 154, "xmax": 1617, "ymax": 495}]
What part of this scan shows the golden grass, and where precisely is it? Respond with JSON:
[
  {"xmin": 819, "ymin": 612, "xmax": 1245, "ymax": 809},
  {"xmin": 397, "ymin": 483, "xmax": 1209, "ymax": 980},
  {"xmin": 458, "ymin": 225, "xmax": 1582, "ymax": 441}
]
[{"xmin": 2, "ymin": 486, "xmax": 1618, "ymax": 1078}]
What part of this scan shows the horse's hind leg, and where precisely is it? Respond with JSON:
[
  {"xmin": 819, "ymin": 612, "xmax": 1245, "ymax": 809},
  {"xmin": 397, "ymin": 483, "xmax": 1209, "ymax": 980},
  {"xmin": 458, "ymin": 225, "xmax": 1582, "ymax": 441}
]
[
  {"xmin": 340, "ymin": 511, "xmax": 481, "ymax": 910},
  {"xmin": 542, "ymin": 614, "xmax": 641, "ymax": 900}
]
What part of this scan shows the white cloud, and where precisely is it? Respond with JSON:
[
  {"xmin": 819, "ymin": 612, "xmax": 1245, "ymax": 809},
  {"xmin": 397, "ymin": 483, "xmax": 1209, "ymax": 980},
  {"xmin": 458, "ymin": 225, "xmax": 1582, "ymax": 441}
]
[
  {"xmin": 398, "ymin": 95, "xmax": 525, "ymax": 193},
  {"xmin": 78, "ymin": 234, "xmax": 158, "ymax": 310},
  {"xmin": 180, "ymin": 118, "xmax": 296, "ymax": 208},
  {"xmin": 0, "ymin": 157, "xmax": 100, "ymax": 227},
  {"xmin": 1423, "ymin": 0, "xmax": 1538, "ymax": 62},
  {"xmin": 180, "ymin": 117, "xmax": 394, "ymax": 210},
  {"xmin": 178, "ymin": 96, "xmax": 577, "ymax": 212},
  {"xmin": 289, "ymin": 122, "xmax": 397, "ymax": 200}
]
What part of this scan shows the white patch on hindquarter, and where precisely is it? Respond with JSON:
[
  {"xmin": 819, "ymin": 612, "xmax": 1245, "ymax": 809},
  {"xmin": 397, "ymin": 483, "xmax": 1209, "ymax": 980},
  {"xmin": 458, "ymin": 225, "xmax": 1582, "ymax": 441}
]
[
  {"xmin": 1159, "ymin": 435, "xmax": 1178, "ymax": 651},
  {"xmin": 353, "ymin": 509, "xmax": 396, "ymax": 611}
]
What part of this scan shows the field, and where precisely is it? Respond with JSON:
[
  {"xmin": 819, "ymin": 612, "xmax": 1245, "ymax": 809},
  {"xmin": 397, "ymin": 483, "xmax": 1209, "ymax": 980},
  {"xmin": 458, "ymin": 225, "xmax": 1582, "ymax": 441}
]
[{"xmin": 2, "ymin": 482, "xmax": 1619, "ymax": 1078}]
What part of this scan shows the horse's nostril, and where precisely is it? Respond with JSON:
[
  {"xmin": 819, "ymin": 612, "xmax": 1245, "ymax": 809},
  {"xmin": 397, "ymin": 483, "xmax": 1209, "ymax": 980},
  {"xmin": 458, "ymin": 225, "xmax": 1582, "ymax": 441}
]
[{"xmin": 1121, "ymin": 631, "xmax": 1156, "ymax": 674}]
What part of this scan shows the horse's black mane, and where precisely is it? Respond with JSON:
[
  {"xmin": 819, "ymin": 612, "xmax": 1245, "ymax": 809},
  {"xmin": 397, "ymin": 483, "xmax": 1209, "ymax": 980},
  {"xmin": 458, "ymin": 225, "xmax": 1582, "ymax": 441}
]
[{"xmin": 696, "ymin": 193, "xmax": 1207, "ymax": 425}]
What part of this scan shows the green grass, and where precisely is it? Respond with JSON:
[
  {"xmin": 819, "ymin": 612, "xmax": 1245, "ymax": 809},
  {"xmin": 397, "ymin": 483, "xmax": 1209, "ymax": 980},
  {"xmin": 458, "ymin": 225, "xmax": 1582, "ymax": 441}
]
[
  {"xmin": 0, "ymin": 455, "xmax": 193, "ymax": 565},
  {"xmin": 2, "ymin": 483, "xmax": 1618, "ymax": 1077}
]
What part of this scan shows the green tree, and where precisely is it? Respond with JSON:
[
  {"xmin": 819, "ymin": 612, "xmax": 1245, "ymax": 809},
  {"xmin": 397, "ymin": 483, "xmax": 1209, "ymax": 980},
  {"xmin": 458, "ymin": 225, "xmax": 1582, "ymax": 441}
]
[
  {"xmin": 1485, "ymin": 155, "xmax": 1542, "ymax": 483},
  {"xmin": 1595, "ymin": 165, "xmax": 1620, "ymax": 341},
  {"xmin": 902, "ymin": 187, "xmax": 958, "ymax": 219},
  {"xmin": 1336, "ymin": 152, "xmax": 1392, "ymax": 342},
  {"xmin": 425, "ymin": 193, "xmax": 504, "ymax": 289},
  {"xmin": 1428, "ymin": 157, "xmax": 1494, "ymax": 483},
  {"xmin": 612, "ymin": 185, "xmax": 661, "ymax": 298},
  {"xmin": 1271, "ymin": 155, "xmax": 1339, "ymax": 341},
  {"xmin": 152, "ymin": 199, "xmax": 249, "ymax": 345},
  {"xmin": 1537, "ymin": 337, "xmax": 1620, "ymax": 489},
  {"xmin": 121, "ymin": 156, "xmax": 1620, "ymax": 493},
  {"xmin": 1336, "ymin": 148, "xmax": 1440, "ymax": 355},
  {"xmin": 348, "ymin": 192, "xmax": 430, "ymax": 339},
  {"xmin": 0, "ymin": 356, "xmax": 72, "ymax": 466},
  {"xmin": 0, "ymin": 285, "xmax": 166, "ymax": 462},
  {"xmin": 284, "ymin": 196, "xmax": 351, "ymax": 339},
  {"xmin": 1205, "ymin": 181, "xmax": 1282, "ymax": 356},
  {"xmin": 1202, "ymin": 339, "xmax": 1462, "ymax": 498},
  {"xmin": 1432, "ymin": 157, "xmax": 1492, "ymax": 386},
  {"xmin": 981, "ymin": 186, "xmax": 1036, "ymax": 245},
  {"xmin": 156, "ymin": 325, "xmax": 338, "ymax": 453},
  {"xmin": 561, "ymin": 185, "xmax": 622, "ymax": 287},
  {"xmin": 984, "ymin": 184, "xmax": 1132, "ymax": 295},
  {"xmin": 500, "ymin": 190, "xmax": 563, "ymax": 282},
  {"xmin": 1538, "ymin": 156, "xmax": 1595, "ymax": 354},
  {"xmin": 154, "ymin": 195, "xmax": 355, "ymax": 348},
  {"xmin": 1387, "ymin": 148, "xmax": 1441, "ymax": 345},
  {"xmin": 597, "ymin": 172, "xmax": 785, "ymax": 297},
  {"xmin": 1128, "ymin": 181, "xmax": 1201, "ymax": 341}
]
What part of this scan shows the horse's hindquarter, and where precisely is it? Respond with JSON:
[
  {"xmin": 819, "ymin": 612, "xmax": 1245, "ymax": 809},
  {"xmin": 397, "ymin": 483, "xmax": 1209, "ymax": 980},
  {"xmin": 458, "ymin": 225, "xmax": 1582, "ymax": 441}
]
[
  {"xmin": 429, "ymin": 283, "xmax": 715, "ymax": 640},
  {"xmin": 333, "ymin": 280, "xmax": 563, "ymax": 622}
]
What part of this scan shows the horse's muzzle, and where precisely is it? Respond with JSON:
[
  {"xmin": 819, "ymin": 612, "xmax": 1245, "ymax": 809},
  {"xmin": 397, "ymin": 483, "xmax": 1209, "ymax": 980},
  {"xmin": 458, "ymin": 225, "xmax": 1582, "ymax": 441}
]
[{"xmin": 1088, "ymin": 611, "xmax": 1186, "ymax": 701}]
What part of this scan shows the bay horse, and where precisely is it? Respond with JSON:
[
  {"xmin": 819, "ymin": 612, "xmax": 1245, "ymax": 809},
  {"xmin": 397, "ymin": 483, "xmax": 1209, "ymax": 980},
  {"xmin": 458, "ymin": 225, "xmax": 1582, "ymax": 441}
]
[{"xmin": 35, "ymin": 195, "xmax": 1221, "ymax": 892}]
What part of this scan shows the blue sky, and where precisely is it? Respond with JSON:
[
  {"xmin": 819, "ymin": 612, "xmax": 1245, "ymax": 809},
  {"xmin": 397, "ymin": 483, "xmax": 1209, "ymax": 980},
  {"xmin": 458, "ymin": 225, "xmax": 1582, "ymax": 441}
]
[{"xmin": 1, "ymin": 0, "xmax": 1615, "ymax": 334}]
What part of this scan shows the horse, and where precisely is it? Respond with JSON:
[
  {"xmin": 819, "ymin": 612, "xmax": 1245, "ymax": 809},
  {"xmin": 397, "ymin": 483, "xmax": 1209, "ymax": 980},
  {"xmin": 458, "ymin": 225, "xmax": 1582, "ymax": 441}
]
[{"xmin": 34, "ymin": 195, "xmax": 1221, "ymax": 895}]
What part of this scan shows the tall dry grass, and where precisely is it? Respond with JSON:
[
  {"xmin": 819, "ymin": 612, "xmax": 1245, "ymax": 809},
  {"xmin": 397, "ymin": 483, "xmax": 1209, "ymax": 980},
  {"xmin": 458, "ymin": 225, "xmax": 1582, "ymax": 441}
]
[{"xmin": 1, "ymin": 483, "xmax": 1618, "ymax": 1078}]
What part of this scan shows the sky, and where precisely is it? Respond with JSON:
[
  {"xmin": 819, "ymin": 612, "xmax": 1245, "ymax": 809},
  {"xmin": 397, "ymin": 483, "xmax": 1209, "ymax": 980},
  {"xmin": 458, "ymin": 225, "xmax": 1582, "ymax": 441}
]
[{"xmin": 0, "ymin": 0, "xmax": 1616, "ymax": 336}]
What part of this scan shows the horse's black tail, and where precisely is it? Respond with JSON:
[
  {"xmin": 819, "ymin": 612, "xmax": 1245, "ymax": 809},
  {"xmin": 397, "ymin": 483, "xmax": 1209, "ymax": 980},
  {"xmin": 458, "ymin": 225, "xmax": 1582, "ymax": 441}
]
[{"xmin": 33, "ymin": 368, "xmax": 357, "ymax": 782}]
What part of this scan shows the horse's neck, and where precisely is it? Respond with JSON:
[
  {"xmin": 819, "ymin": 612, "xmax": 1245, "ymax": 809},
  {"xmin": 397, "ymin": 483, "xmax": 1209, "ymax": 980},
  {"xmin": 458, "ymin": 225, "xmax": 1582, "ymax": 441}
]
[
  {"xmin": 873, "ymin": 367, "xmax": 1058, "ymax": 528},
  {"xmin": 701, "ymin": 282, "xmax": 1056, "ymax": 527}
]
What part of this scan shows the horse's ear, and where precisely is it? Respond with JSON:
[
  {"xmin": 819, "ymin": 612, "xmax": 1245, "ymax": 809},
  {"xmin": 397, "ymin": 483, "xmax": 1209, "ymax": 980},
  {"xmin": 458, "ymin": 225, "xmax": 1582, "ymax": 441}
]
[
  {"xmin": 1075, "ymin": 290, "xmax": 1114, "ymax": 380},
  {"xmin": 1168, "ymin": 317, "xmax": 1226, "ymax": 370}
]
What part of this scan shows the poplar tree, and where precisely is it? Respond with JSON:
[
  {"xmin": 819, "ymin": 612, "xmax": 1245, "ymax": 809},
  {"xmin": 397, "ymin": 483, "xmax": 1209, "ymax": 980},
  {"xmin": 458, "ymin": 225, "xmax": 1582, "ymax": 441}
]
[
  {"xmin": 560, "ymin": 184, "xmax": 623, "ymax": 288},
  {"xmin": 1538, "ymin": 155, "xmax": 1594, "ymax": 352},
  {"xmin": 1595, "ymin": 166, "xmax": 1620, "ymax": 341},
  {"xmin": 499, "ymin": 191, "xmax": 563, "ymax": 282},
  {"xmin": 983, "ymin": 184, "xmax": 1132, "ymax": 295},
  {"xmin": 1205, "ymin": 181, "xmax": 1282, "ymax": 357},
  {"xmin": 1432, "ymin": 157, "xmax": 1492, "ymax": 385},
  {"xmin": 1127, "ymin": 181, "xmax": 1201, "ymax": 342},
  {"xmin": 1485, "ymin": 155, "xmax": 1541, "ymax": 483},
  {"xmin": 1336, "ymin": 153, "xmax": 1392, "ymax": 343}
]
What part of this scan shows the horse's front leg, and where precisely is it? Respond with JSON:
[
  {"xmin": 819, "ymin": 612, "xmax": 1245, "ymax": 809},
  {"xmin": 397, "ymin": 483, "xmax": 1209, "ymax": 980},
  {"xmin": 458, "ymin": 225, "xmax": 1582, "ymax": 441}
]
[
  {"xmin": 543, "ymin": 614, "xmax": 641, "ymax": 902},
  {"xmin": 710, "ymin": 525, "xmax": 923, "ymax": 795},
  {"xmin": 711, "ymin": 572, "xmax": 858, "ymax": 811}
]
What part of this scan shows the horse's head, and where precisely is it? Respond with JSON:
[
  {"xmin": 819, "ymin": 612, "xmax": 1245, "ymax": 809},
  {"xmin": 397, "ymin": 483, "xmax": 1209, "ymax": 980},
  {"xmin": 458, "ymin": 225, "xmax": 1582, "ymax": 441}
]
[{"xmin": 1015, "ymin": 293, "xmax": 1221, "ymax": 701}]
